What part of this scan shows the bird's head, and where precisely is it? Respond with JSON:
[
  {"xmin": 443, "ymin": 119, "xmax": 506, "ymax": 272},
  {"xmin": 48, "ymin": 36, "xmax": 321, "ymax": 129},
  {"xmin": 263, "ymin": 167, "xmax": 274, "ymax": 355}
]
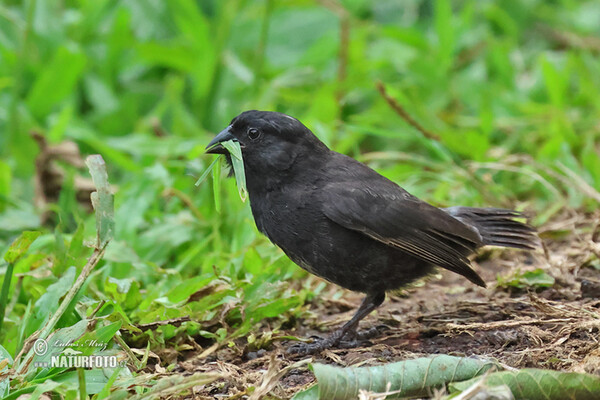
[{"xmin": 206, "ymin": 110, "xmax": 329, "ymax": 174}]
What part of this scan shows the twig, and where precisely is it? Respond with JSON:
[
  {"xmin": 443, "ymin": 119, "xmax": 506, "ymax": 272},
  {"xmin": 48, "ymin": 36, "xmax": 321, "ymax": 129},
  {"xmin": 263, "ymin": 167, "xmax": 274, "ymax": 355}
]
[
  {"xmin": 375, "ymin": 81, "xmax": 441, "ymax": 141},
  {"xmin": 15, "ymin": 242, "xmax": 108, "ymax": 376},
  {"xmin": 446, "ymin": 317, "xmax": 575, "ymax": 332},
  {"xmin": 113, "ymin": 332, "xmax": 142, "ymax": 371},
  {"xmin": 89, "ymin": 299, "xmax": 106, "ymax": 319}
]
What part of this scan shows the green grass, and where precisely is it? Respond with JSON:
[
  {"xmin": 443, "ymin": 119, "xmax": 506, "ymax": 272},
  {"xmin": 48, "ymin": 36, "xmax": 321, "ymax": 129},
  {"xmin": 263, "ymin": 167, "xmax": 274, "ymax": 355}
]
[{"xmin": 0, "ymin": 0, "xmax": 599, "ymax": 397}]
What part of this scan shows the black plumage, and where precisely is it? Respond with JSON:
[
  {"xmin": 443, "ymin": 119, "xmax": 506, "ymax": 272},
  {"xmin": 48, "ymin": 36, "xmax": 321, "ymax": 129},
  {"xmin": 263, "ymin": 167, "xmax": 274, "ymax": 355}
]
[{"xmin": 206, "ymin": 110, "xmax": 538, "ymax": 353}]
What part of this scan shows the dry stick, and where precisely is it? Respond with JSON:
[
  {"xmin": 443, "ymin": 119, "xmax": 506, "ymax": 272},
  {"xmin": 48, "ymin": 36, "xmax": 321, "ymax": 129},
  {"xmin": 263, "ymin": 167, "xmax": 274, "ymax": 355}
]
[
  {"xmin": 446, "ymin": 317, "xmax": 575, "ymax": 332},
  {"xmin": 375, "ymin": 81, "xmax": 441, "ymax": 142},
  {"xmin": 15, "ymin": 242, "xmax": 108, "ymax": 376}
]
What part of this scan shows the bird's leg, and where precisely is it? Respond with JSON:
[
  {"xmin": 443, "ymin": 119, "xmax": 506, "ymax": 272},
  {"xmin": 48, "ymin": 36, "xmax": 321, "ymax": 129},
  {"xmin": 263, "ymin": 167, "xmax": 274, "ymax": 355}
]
[{"xmin": 288, "ymin": 292, "xmax": 385, "ymax": 355}]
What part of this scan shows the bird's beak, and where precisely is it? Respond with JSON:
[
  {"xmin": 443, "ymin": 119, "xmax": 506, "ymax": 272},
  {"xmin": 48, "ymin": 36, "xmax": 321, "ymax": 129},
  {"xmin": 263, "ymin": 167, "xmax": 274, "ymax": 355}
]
[{"xmin": 206, "ymin": 126, "xmax": 236, "ymax": 154}]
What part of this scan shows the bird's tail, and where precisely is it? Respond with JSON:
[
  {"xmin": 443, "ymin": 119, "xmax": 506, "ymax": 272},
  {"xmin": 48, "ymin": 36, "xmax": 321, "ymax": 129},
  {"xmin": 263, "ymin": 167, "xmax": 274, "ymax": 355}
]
[{"xmin": 444, "ymin": 207, "xmax": 539, "ymax": 250}]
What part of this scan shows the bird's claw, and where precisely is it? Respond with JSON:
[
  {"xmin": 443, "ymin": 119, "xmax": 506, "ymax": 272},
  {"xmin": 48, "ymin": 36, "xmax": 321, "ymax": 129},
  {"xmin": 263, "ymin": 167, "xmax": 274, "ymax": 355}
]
[
  {"xmin": 286, "ymin": 336, "xmax": 334, "ymax": 355},
  {"xmin": 287, "ymin": 326, "xmax": 389, "ymax": 355}
]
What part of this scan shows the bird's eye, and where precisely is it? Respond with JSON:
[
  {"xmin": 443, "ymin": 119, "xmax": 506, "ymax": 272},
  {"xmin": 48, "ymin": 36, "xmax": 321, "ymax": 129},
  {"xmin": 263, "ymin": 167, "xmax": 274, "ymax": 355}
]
[{"xmin": 247, "ymin": 128, "xmax": 261, "ymax": 140}]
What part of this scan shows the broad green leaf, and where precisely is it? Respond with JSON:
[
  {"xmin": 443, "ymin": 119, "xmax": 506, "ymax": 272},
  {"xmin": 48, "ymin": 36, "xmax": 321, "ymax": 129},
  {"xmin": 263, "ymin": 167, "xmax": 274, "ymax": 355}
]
[
  {"xmin": 47, "ymin": 105, "xmax": 74, "ymax": 143},
  {"xmin": 295, "ymin": 355, "xmax": 497, "ymax": 400},
  {"xmin": 0, "ymin": 344, "xmax": 12, "ymax": 397},
  {"xmin": 221, "ymin": 140, "xmax": 243, "ymax": 161},
  {"xmin": 33, "ymin": 319, "xmax": 89, "ymax": 367},
  {"xmin": 221, "ymin": 140, "xmax": 247, "ymax": 202},
  {"xmin": 26, "ymin": 267, "xmax": 76, "ymax": 336},
  {"xmin": 291, "ymin": 384, "xmax": 319, "ymax": 400},
  {"xmin": 75, "ymin": 320, "xmax": 122, "ymax": 357},
  {"xmin": 26, "ymin": 46, "xmax": 86, "ymax": 118},
  {"xmin": 4, "ymin": 231, "xmax": 41, "ymax": 263},
  {"xmin": 95, "ymin": 366, "xmax": 123, "ymax": 400},
  {"xmin": 450, "ymin": 368, "xmax": 600, "ymax": 400},
  {"xmin": 540, "ymin": 56, "xmax": 566, "ymax": 107},
  {"xmin": 292, "ymin": 355, "xmax": 499, "ymax": 400},
  {"xmin": 434, "ymin": 0, "xmax": 454, "ymax": 70},
  {"xmin": 25, "ymin": 380, "xmax": 64, "ymax": 400},
  {"xmin": 53, "ymin": 369, "xmax": 112, "ymax": 395},
  {"xmin": 497, "ymin": 268, "xmax": 555, "ymax": 289},
  {"xmin": 137, "ymin": 41, "xmax": 196, "ymax": 71}
]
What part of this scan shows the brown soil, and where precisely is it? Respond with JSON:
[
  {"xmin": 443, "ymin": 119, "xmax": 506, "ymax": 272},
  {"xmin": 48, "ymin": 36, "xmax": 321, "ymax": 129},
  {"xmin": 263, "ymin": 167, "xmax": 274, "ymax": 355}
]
[{"xmin": 173, "ymin": 211, "xmax": 600, "ymax": 399}]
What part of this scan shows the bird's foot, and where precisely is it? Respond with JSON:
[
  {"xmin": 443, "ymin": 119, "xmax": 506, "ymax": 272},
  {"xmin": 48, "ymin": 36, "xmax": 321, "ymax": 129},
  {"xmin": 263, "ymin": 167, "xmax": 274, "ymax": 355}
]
[
  {"xmin": 342, "ymin": 324, "xmax": 388, "ymax": 342},
  {"xmin": 286, "ymin": 335, "xmax": 339, "ymax": 355},
  {"xmin": 287, "ymin": 325, "xmax": 389, "ymax": 355}
]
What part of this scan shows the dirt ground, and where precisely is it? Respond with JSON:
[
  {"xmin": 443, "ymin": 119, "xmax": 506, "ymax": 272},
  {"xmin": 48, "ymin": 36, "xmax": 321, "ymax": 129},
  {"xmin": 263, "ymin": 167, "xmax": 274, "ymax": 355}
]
[{"xmin": 173, "ymin": 211, "xmax": 600, "ymax": 399}]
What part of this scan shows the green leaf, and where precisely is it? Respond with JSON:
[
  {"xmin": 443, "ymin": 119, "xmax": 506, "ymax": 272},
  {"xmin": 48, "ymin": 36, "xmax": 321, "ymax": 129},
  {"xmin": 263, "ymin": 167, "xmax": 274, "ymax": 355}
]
[
  {"xmin": 23, "ymin": 381, "xmax": 64, "ymax": 400},
  {"xmin": 47, "ymin": 105, "xmax": 74, "ymax": 143},
  {"xmin": 95, "ymin": 366, "xmax": 122, "ymax": 400},
  {"xmin": 26, "ymin": 267, "xmax": 77, "ymax": 336},
  {"xmin": 4, "ymin": 231, "xmax": 41, "ymax": 263},
  {"xmin": 294, "ymin": 355, "xmax": 499, "ymax": 400},
  {"xmin": 212, "ymin": 155, "xmax": 222, "ymax": 213},
  {"xmin": 497, "ymin": 268, "xmax": 555, "ymax": 289},
  {"xmin": 541, "ymin": 56, "xmax": 566, "ymax": 107},
  {"xmin": 195, "ymin": 155, "xmax": 222, "ymax": 187},
  {"xmin": 53, "ymin": 369, "xmax": 112, "ymax": 395},
  {"xmin": 33, "ymin": 319, "xmax": 89, "ymax": 367},
  {"xmin": 221, "ymin": 140, "xmax": 247, "ymax": 202},
  {"xmin": 75, "ymin": 320, "xmax": 122, "ymax": 357},
  {"xmin": 434, "ymin": 0, "xmax": 454, "ymax": 70},
  {"xmin": 86, "ymin": 155, "xmax": 115, "ymax": 247},
  {"xmin": 0, "ymin": 344, "xmax": 12, "ymax": 397},
  {"xmin": 450, "ymin": 368, "xmax": 600, "ymax": 400},
  {"xmin": 0, "ymin": 160, "xmax": 11, "ymax": 212},
  {"xmin": 291, "ymin": 384, "xmax": 319, "ymax": 400},
  {"xmin": 26, "ymin": 45, "xmax": 86, "ymax": 118}
]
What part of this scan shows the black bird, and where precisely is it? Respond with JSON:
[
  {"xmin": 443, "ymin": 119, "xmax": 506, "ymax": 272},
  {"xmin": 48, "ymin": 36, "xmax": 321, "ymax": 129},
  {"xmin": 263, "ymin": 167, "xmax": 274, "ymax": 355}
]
[{"xmin": 206, "ymin": 110, "xmax": 538, "ymax": 354}]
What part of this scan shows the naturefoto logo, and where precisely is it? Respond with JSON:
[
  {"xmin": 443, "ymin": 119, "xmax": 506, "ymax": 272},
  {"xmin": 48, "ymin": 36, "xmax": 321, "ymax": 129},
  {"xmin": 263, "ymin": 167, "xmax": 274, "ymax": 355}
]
[{"xmin": 33, "ymin": 338, "xmax": 126, "ymax": 368}]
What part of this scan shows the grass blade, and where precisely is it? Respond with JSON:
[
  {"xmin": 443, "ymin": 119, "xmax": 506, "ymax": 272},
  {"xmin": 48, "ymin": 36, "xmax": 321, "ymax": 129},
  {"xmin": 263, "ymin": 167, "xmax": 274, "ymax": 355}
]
[
  {"xmin": 86, "ymin": 155, "xmax": 114, "ymax": 248},
  {"xmin": 195, "ymin": 155, "xmax": 222, "ymax": 187},
  {"xmin": 212, "ymin": 155, "xmax": 222, "ymax": 213},
  {"xmin": 221, "ymin": 140, "xmax": 247, "ymax": 202},
  {"xmin": 0, "ymin": 231, "xmax": 40, "ymax": 334}
]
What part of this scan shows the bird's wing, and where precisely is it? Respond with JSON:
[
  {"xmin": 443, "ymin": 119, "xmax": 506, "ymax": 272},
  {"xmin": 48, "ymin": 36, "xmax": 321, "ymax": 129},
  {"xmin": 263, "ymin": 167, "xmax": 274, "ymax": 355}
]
[{"xmin": 320, "ymin": 182, "xmax": 487, "ymax": 287}]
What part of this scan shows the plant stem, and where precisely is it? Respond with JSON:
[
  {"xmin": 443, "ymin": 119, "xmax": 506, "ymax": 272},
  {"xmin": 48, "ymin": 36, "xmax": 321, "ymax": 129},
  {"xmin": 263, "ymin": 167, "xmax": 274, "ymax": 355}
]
[{"xmin": 0, "ymin": 262, "xmax": 15, "ymax": 336}]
